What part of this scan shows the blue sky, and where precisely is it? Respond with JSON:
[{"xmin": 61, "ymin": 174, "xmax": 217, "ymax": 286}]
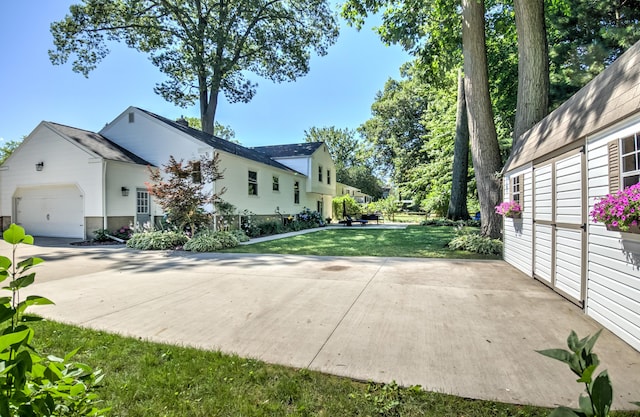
[{"xmin": 0, "ymin": 2, "xmax": 411, "ymax": 147}]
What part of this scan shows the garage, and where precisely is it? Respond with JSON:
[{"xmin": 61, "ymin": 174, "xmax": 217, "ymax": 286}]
[{"xmin": 14, "ymin": 185, "xmax": 84, "ymax": 238}]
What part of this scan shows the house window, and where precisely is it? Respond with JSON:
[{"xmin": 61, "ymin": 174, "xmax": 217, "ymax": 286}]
[
  {"xmin": 511, "ymin": 176, "xmax": 522, "ymax": 206},
  {"xmin": 294, "ymin": 181, "xmax": 300, "ymax": 204},
  {"xmin": 248, "ymin": 170, "xmax": 258, "ymax": 195},
  {"xmin": 136, "ymin": 190, "xmax": 149, "ymax": 214},
  {"xmin": 272, "ymin": 176, "xmax": 279, "ymax": 191},
  {"xmin": 128, "ymin": 112, "xmax": 135, "ymax": 123},
  {"xmin": 190, "ymin": 161, "xmax": 202, "ymax": 184},
  {"xmin": 317, "ymin": 201, "xmax": 322, "ymax": 215},
  {"xmin": 620, "ymin": 132, "xmax": 640, "ymax": 188},
  {"xmin": 327, "ymin": 169, "xmax": 331, "ymax": 185},
  {"xmin": 318, "ymin": 165, "xmax": 323, "ymax": 182}
]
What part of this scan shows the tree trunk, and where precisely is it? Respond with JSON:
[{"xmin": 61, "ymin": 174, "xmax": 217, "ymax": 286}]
[
  {"xmin": 447, "ymin": 72, "xmax": 471, "ymax": 220},
  {"xmin": 513, "ymin": 0, "xmax": 549, "ymax": 145},
  {"xmin": 461, "ymin": 0, "xmax": 503, "ymax": 239}
]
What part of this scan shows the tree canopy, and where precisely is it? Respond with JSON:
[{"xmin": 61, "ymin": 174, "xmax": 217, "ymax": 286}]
[{"xmin": 50, "ymin": 0, "xmax": 339, "ymax": 134}]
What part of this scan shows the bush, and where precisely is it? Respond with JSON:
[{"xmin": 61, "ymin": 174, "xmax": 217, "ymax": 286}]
[
  {"xmin": 421, "ymin": 218, "xmax": 481, "ymax": 227},
  {"xmin": 256, "ymin": 220, "xmax": 284, "ymax": 236},
  {"xmin": 93, "ymin": 228, "xmax": 111, "ymax": 242},
  {"xmin": 126, "ymin": 231, "xmax": 188, "ymax": 250},
  {"xmin": 448, "ymin": 232, "xmax": 502, "ymax": 255},
  {"xmin": 184, "ymin": 230, "xmax": 239, "ymax": 252},
  {"xmin": 230, "ymin": 229, "xmax": 250, "ymax": 242}
]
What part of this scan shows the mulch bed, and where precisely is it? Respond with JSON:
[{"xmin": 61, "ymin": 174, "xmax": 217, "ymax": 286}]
[{"xmin": 70, "ymin": 240, "xmax": 125, "ymax": 246}]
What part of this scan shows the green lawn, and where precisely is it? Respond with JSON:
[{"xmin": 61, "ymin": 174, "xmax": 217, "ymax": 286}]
[
  {"xmin": 32, "ymin": 320, "xmax": 556, "ymax": 417},
  {"xmin": 224, "ymin": 225, "xmax": 500, "ymax": 259}
]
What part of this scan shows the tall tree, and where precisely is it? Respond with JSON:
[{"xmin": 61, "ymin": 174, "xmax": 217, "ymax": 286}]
[
  {"xmin": 184, "ymin": 117, "xmax": 238, "ymax": 143},
  {"xmin": 447, "ymin": 73, "xmax": 470, "ymax": 220},
  {"xmin": 0, "ymin": 140, "xmax": 23, "ymax": 165},
  {"xmin": 513, "ymin": 0, "xmax": 549, "ymax": 145},
  {"xmin": 50, "ymin": 0, "xmax": 339, "ymax": 134},
  {"xmin": 462, "ymin": 0, "xmax": 502, "ymax": 238}
]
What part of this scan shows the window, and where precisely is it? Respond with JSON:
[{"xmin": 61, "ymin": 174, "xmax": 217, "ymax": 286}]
[
  {"xmin": 294, "ymin": 181, "xmax": 300, "ymax": 204},
  {"xmin": 317, "ymin": 201, "xmax": 322, "ymax": 215},
  {"xmin": 272, "ymin": 176, "xmax": 279, "ymax": 191},
  {"xmin": 318, "ymin": 165, "xmax": 323, "ymax": 182},
  {"xmin": 128, "ymin": 112, "xmax": 135, "ymax": 123},
  {"xmin": 511, "ymin": 175, "xmax": 522, "ymax": 206},
  {"xmin": 136, "ymin": 189, "xmax": 149, "ymax": 214},
  {"xmin": 620, "ymin": 132, "xmax": 640, "ymax": 188},
  {"xmin": 327, "ymin": 169, "xmax": 331, "ymax": 185},
  {"xmin": 190, "ymin": 161, "xmax": 202, "ymax": 184},
  {"xmin": 248, "ymin": 170, "xmax": 258, "ymax": 195}
]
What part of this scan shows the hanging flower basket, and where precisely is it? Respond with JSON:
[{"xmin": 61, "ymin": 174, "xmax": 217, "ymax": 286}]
[
  {"xmin": 591, "ymin": 183, "xmax": 640, "ymax": 232},
  {"xmin": 495, "ymin": 201, "xmax": 522, "ymax": 219}
]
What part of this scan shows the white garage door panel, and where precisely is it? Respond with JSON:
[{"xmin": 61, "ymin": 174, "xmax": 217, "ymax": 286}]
[
  {"xmin": 16, "ymin": 186, "xmax": 84, "ymax": 238},
  {"xmin": 534, "ymin": 224, "xmax": 553, "ymax": 284},
  {"xmin": 555, "ymin": 228, "xmax": 583, "ymax": 302}
]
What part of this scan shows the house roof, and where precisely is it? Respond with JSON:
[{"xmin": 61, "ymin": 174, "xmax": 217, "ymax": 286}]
[
  {"xmin": 47, "ymin": 122, "xmax": 152, "ymax": 165},
  {"xmin": 136, "ymin": 108, "xmax": 301, "ymax": 174},
  {"xmin": 252, "ymin": 142, "xmax": 324, "ymax": 158},
  {"xmin": 505, "ymin": 40, "xmax": 640, "ymax": 172}
]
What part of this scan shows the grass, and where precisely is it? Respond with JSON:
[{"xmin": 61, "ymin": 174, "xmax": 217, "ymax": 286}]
[
  {"xmin": 223, "ymin": 225, "xmax": 500, "ymax": 259},
  {"xmin": 31, "ymin": 320, "xmax": 559, "ymax": 417}
]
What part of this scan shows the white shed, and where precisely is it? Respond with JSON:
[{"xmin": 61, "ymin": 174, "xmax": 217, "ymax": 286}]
[{"xmin": 503, "ymin": 41, "xmax": 640, "ymax": 351}]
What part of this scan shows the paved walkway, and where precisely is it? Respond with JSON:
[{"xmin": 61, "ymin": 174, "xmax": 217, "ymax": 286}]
[{"xmin": 4, "ymin": 238, "xmax": 640, "ymax": 409}]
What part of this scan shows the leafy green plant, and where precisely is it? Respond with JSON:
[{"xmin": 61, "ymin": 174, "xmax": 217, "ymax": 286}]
[
  {"xmin": 183, "ymin": 230, "xmax": 239, "ymax": 252},
  {"xmin": 351, "ymin": 381, "xmax": 421, "ymax": 417},
  {"xmin": 421, "ymin": 218, "xmax": 481, "ymax": 227},
  {"xmin": 92, "ymin": 228, "xmax": 111, "ymax": 242},
  {"xmin": 126, "ymin": 230, "xmax": 189, "ymax": 250},
  {"xmin": 447, "ymin": 231, "xmax": 502, "ymax": 255},
  {"xmin": 0, "ymin": 224, "xmax": 108, "ymax": 416},
  {"xmin": 537, "ymin": 330, "xmax": 637, "ymax": 417},
  {"xmin": 256, "ymin": 220, "xmax": 284, "ymax": 236},
  {"xmin": 230, "ymin": 229, "xmax": 250, "ymax": 242}
]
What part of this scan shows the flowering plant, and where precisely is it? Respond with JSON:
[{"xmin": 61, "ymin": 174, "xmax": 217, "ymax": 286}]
[
  {"xmin": 590, "ymin": 183, "xmax": 640, "ymax": 231},
  {"xmin": 495, "ymin": 201, "xmax": 522, "ymax": 218}
]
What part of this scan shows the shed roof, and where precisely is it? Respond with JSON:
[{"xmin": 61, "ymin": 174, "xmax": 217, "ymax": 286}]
[
  {"xmin": 47, "ymin": 122, "xmax": 152, "ymax": 166},
  {"xmin": 505, "ymin": 40, "xmax": 640, "ymax": 172},
  {"xmin": 136, "ymin": 108, "xmax": 300, "ymax": 174},
  {"xmin": 252, "ymin": 142, "xmax": 324, "ymax": 158}
]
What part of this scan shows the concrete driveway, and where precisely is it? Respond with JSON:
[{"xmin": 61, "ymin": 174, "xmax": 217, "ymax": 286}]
[{"xmin": 5, "ymin": 239, "xmax": 640, "ymax": 409}]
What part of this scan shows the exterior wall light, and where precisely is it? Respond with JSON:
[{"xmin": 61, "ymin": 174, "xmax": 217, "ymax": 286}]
[
  {"xmin": 121, "ymin": 187, "xmax": 130, "ymax": 197},
  {"xmin": 35, "ymin": 162, "xmax": 44, "ymax": 171}
]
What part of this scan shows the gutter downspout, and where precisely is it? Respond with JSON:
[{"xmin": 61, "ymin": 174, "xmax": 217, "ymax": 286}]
[{"xmin": 102, "ymin": 159, "xmax": 108, "ymax": 230}]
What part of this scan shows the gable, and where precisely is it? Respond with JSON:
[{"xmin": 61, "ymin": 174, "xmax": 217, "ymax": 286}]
[{"xmin": 506, "ymin": 40, "xmax": 640, "ymax": 171}]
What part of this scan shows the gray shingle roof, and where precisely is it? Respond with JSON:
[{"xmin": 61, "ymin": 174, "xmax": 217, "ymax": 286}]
[
  {"xmin": 252, "ymin": 142, "xmax": 324, "ymax": 158},
  {"xmin": 136, "ymin": 108, "xmax": 301, "ymax": 174},
  {"xmin": 505, "ymin": 40, "xmax": 640, "ymax": 171},
  {"xmin": 47, "ymin": 122, "xmax": 152, "ymax": 165}
]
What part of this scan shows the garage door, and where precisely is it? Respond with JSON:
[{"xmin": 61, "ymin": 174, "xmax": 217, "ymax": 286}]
[{"xmin": 15, "ymin": 185, "xmax": 84, "ymax": 238}]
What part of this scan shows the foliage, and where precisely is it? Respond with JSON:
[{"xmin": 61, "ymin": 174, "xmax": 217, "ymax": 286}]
[
  {"xmin": 230, "ymin": 229, "xmax": 250, "ymax": 243},
  {"xmin": 0, "ymin": 139, "xmax": 22, "ymax": 165},
  {"xmin": 370, "ymin": 196, "xmax": 400, "ymax": 221},
  {"xmin": 92, "ymin": 228, "xmax": 111, "ymax": 242},
  {"xmin": 420, "ymin": 218, "xmax": 480, "ymax": 228},
  {"xmin": 112, "ymin": 226, "xmax": 133, "ymax": 240},
  {"xmin": 495, "ymin": 201, "xmax": 523, "ymax": 218},
  {"xmin": 332, "ymin": 195, "xmax": 362, "ymax": 219},
  {"xmin": 447, "ymin": 229, "xmax": 503, "ymax": 255},
  {"xmin": 184, "ymin": 117, "xmax": 239, "ymax": 143},
  {"xmin": 147, "ymin": 154, "xmax": 224, "ymax": 235},
  {"xmin": 49, "ymin": 0, "xmax": 339, "ymax": 133},
  {"xmin": 421, "ymin": 184, "xmax": 451, "ymax": 218},
  {"xmin": 340, "ymin": 165, "xmax": 384, "ymax": 200},
  {"xmin": 183, "ymin": 230, "xmax": 239, "ymax": 252},
  {"xmin": 537, "ymin": 330, "xmax": 623, "ymax": 417},
  {"xmin": 126, "ymin": 230, "xmax": 189, "ymax": 250},
  {"xmin": 590, "ymin": 183, "xmax": 640, "ymax": 231},
  {"xmin": 350, "ymin": 381, "xmax": 422, "ymax": 417},
  {"xmin": 0, "ymin": 224, "xmax": 108, "ymax": 416}
]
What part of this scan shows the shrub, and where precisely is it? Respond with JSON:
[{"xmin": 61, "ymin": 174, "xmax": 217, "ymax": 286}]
[
  {"xmin": 448, "ymin": 232, "xmax": 502, "ymax": 255},
  {"xmin": 420, "ymin": 218, "xmax": 480, "ymax": 227},
  {"xmin": 93, "ymin": 228, "xmax": 111, "ymax": 242},
  {"xmin": 230, "ymin": 229, "xmax": 250, "ymax": 242},
  {"xmin": 0, "ymin": 224, "xmax": 108, "ymax": 416},
  {"xmin": 184, "ymin": 230, "xmax": 239, "ymax": 252},
  {"xmin": 126, "ymin": 230, "xmax": 188, "ymax": 250},
  {"xmin": 112, "ymin": 226, "xmax": 133, "ymax": 240},
  {"xmin": 256, "ymin": 220, "xmax": 284, "ymax": 236}
]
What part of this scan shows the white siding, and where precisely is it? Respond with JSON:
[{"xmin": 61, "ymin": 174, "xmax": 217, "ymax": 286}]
[
  {"xmin": 106, "ymin": 161, "xmax": 161, "ymax": 217},
  {"xmin": 555, "ymin": 228, "xmax": 583, "ymax": 300},
  {"xmin": 534, "ymin": 224, "xmax": 553, "ymax": 284},
  {"xmin": 503, "ymin": 166, "xmax": 533, "ymax": 275},
  {"xmin": 587, "ymin": 119, "xmax": 640, "ymax": 352},
  {"xmin": 270, "ymin": 156, "xmax": 309, "ymax": 176},
  {"xmin": 534, "ymin": 164, "xmax": 553, "ymax": 222},
  {"xmin": 555, "ymin": 154, "xmax": 582, "ymax": 225}
]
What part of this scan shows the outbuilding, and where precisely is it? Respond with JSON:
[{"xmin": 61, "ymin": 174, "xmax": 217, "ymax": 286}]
[{"xmin": 502, "ymin": 41, "xmax": 640, "ymax": 351}]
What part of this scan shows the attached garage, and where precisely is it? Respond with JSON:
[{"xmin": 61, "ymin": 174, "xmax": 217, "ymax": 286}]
[
  {"xmin": 14, "ymin": 185, "xmax": 84, "ymax": 238},
  {"xmin": 503, "ymin": 40, "xmax": 640, "ymax": 352}
]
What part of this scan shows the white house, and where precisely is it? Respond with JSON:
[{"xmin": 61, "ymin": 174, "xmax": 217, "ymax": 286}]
[
  {"xmin": 0, "ymin": 106, "xmax": 341, "ymax": 239},
  {"xmin": 502, "ymin": 41, "xmax": 640, "ymax": 351}
]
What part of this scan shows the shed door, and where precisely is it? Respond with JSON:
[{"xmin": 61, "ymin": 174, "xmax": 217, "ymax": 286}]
[
  {"xmin": 14, "ymin": 185, "xmax": 84, "ymax": 238},
  {"xmin": 533, "ymin": 151, "xmax": 586, "ymax": 305}
]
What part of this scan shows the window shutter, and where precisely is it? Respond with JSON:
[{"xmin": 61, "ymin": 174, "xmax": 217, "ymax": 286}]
[
  {"xmin": 608, "ymin": 140, "xmax": 620, "ymax": 193},
  {"xmin": 519, "ymin": 174, "xmax": 525, "ymax": 210}
]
